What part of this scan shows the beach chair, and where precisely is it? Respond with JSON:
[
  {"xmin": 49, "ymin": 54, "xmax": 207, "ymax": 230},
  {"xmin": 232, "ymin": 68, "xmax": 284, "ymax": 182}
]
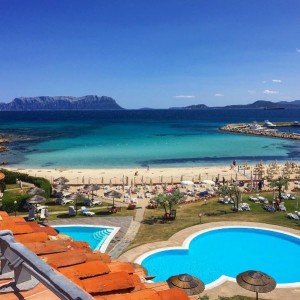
[
  {"xmin": 81, "ymin": 206, "xmax": 95, "ymax": 216},
  {"xmin": 59, "ymin": 198, "xmax": 74, "ymax": 205},
  {"xmin": 68, "ymin": 206, "xmax": 76, "ymax": 216},
  {"xmin": 27, "ymin": 207, "xmax": 35, "ymax": 221},
  {"xmin": 39, "ymin": 208, "xmax": 48, "ymax": 223}
]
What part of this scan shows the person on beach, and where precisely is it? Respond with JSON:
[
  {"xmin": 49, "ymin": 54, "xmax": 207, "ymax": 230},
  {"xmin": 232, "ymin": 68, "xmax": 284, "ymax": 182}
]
[{"xmin": 222, "ymin": 177, "xmax": 225, "ymax": 185}]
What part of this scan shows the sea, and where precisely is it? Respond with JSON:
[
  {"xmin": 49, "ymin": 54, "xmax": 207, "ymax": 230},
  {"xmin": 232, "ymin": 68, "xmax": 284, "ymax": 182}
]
[{"xmin": 0, "ymin": 109, "xmax": 300, "ymax": 169}]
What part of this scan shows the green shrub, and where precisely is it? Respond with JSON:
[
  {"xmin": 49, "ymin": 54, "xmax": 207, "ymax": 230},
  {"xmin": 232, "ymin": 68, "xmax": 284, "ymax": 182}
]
[
  {"xmin": 0, "ymin": 169, "xmax": 52, "ymax": 197},
  {"xmin": 0, "ymin": 169, "xmax": 52, "ymax": 213}
]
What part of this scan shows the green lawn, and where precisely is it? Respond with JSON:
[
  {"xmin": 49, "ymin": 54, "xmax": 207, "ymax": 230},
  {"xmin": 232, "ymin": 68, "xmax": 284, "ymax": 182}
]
[
  {"xmin": 3, "ymin": 185, "xmax": 135, "ymax": 219},
  {"xmin": 129, "ymin": 191, "xmax": 300, "ymax": 250}
]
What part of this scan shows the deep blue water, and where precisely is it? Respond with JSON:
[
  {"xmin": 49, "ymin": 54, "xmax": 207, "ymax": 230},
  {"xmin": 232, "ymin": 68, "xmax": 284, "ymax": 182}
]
[{"xmin": 0, "ymin": 109, "xmax": 300, "ymax": 168}]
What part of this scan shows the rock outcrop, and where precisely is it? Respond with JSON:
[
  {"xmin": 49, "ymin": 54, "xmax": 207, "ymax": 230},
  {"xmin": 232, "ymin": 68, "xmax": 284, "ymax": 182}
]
[{"xmin": 0, "ymin": 95, "xmax": 123, "ymax": 111}]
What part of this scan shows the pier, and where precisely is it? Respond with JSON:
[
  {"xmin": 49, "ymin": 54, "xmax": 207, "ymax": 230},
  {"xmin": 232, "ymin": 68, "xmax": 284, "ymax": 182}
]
[{"xmin": 220, "ymin": 122, "xmax": 300, "ymax": 141}]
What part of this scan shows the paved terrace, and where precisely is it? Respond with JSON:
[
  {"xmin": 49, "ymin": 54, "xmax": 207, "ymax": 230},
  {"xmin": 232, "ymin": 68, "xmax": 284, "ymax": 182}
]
[{"xmin": 120, "ymin": 221, "xmax": 300, "ymax": 300}]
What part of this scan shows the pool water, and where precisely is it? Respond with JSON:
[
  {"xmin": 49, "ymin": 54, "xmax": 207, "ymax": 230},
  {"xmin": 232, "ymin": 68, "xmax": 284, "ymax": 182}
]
[
  {"xmin": 138, "ymin": 227, "xmax": 300, "ymax": 285},
  {"xmin": 53, "ymin": 225, "xmax": 119, "ymax": 252}
]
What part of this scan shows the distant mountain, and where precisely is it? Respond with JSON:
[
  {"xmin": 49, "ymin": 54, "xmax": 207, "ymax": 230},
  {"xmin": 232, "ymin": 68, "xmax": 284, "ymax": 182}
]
[
  {"xmin": 169, "ymin": 104, "xmax": 208, "ymax": 110},
  {"xmin": 0, "ymin": 95, "xmax": 123, "ymax": 111},
  {"xmin": 171, "ymin": 100, "xmax": 300, "ymax": 110},
  {"xmin": 223, "ymin": 100, "xmax": 285, "ymax": 109}
]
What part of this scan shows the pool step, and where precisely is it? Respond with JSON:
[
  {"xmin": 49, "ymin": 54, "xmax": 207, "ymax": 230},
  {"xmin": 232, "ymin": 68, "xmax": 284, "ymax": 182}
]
[{"xmin": 93, "ymin": 229, "xmax": 113, "ymax": 241}]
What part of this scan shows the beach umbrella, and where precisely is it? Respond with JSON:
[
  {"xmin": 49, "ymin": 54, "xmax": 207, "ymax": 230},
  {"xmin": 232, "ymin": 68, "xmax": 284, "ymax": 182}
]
[
  {"xmin": 86, "ymin": 184, "xmax": 98, "ymax": 200},
  {"xmin": 167, "ymin": 274, "xmax": 205, "ymax": 296},
  {"xmin": 26, "ymin": 195, "xmax": 47, "ymax": 219},
  {"xmin": 55, "ymin": 183, "xmax": 70, "ymax": 191},
  {"xmin": 70, "ymin": 192, "xmax": 84, "ymax": 215},
  {"xmin": 236, "ymin": 270, "xmax": 276, "ymax": 300},
  {"xmin": 104, "ymin": 190, "xmax": 122, "ymax": 198},
  {"xmin": 28, "ymin": 187, "xmax": 45, "ymax": 195},
  {"xmin": 27, "ymin": 195, "xmax": 46, "ymax": 204},
  {"xmin": 54, "ymin": 176, "xmax": 69, "ymax": 183}
]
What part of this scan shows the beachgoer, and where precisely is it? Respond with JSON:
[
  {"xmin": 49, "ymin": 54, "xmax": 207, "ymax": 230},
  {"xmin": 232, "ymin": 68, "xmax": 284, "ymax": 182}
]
[
  {"xmin": 135, "ymin": 171, "xmax": 138, "ymax": 176},
  {"xmin": 233, "ymin": 160, "xmax": 236, "ymax": 167},
  {"xmin": 147, "ymin": 165, "xmax": 150, "ymax": 171},
  {"xmin": 222, "ymin": 177, "xmax": 225, "ymax": 185}
]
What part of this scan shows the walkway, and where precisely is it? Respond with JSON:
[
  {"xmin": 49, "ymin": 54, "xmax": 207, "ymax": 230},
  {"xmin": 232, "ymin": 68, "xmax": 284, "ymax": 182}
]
[{"xmin": 108, "ymin": 197, "xmax": 148, "ymax": 258}]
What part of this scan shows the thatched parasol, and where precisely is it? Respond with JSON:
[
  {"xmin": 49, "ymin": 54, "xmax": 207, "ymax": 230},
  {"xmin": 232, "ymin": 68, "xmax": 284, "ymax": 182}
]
[
  {"xmin": 69, "ymin": 192, "xmax": 84, "ymax": 215},
  {"xmin": 27, "ymin": 195, "xmax": 46, "ymax": 204},
  {"xmin": 86, "ymin": 184, "xmax": 99, "ymax": 199},
  {"xmin": 53, "ymin": 176, "xmax": 69, "ymax": 183},
  {"xmin": 167, "ymin": 274, "xmax": 205, "ymax": 296},
  {"xmin": 236, "ymin": 270, "xmax": 276, "ymax": 300},
  {"xmin": 28, "ymin": 187, "xmax": 45, "ymax": 195},
  {"xmin": 55, "ymin": 183, "xmax": 70, "ymax": 191},
  {"xmin": 104, "ymin": 190, "xmax": 122, "ymax": 208}
]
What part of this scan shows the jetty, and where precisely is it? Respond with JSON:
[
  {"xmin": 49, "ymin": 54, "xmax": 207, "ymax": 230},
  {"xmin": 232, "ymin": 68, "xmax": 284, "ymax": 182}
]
[{"xmin": 220, "ymin": 122, "xmax": 300, "ymax": 141}]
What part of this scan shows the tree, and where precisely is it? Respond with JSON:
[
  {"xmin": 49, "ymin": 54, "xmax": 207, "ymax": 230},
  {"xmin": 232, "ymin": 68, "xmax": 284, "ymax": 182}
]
[
  {"xmin": 154, "ymin": 189, "xmax": 183, "ymax": 218},
  {"xmin": 270, "ymin": 177, "xmax": 288, "ymax": 201},
  {"xmin": 219, "ymin": 185, "xmax": 241, "ymax": 212}
]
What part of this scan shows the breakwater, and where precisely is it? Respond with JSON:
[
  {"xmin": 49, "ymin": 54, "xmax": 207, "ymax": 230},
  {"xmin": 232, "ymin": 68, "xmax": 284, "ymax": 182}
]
[{"xmin": 220, "ymin": 122, "xmax": 300, "ymax": 141}]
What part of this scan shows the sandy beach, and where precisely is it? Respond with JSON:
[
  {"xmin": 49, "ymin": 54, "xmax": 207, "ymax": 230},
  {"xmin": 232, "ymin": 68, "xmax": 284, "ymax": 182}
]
[{"xmin": 6, "ymin": 165, "xmax": 248, "ymax": 185}]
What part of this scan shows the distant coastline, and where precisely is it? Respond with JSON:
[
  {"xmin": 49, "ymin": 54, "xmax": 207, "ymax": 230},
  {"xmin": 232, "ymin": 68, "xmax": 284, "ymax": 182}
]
[{"xmin": 0, "ymin": 96, "xmax": 300, "ymax": 111}]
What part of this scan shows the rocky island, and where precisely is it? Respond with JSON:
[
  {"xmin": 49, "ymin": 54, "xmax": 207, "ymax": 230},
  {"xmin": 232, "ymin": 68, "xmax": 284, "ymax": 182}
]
[{"xmin": 0, "ymin": 95, "xmax": 123, "ymax": 111}]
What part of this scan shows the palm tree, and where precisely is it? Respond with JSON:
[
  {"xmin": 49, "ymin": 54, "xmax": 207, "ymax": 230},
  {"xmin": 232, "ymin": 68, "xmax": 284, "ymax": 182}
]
[{"xmin": 270, "ymin": 177, "xmax": 288, "ymax": 201}]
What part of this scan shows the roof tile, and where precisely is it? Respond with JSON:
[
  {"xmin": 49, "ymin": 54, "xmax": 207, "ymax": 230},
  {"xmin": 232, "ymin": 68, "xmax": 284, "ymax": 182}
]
[
  {"xmin": 24, "ymin": 240, "xmax": 69, "ymax": 255},
  {"xmin": 14, "ymin": 231, "xmax": 49, "ymax": 243},
  {"xmin": 81, "ymin": 271, "xmax": 135, "ymax": 294},
  {"xmin": 85, "ymin": 251, "xmax": 111, "ymax": 263},
  {"xmin": 108, "ymin": 262, "xmax": 135, "ymax": 274},
  {"xmin": 59, "ymin": 260, "xmax": 110, "ymax": 279},
  {"xmin": 41, "ymin": 249, "xmax": 87, "ymax": 268},
  {"xmin": 158, "ymin": 288, "xmax": 190, "ymax": 300}
]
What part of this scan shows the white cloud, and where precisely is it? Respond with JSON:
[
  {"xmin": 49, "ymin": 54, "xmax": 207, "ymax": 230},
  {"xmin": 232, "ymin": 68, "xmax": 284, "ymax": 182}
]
[
  {"xmin": 214, "ymin": 93, "xmax": 224, "ymax": 97},
  {"xmin": 174, "ymin": 95, "xmax": 195, "ymax": 99},
  {"xmin": 296, "ymin": 48, "xmax": 300, "ymax": 53},
  {"xmin": 263, "ymin": 89, "xmax": 279, "ymax": 95},
  {"xmin": 272, "ymin": 79, "xmax": 282, "ymax": 83},
  {"xmin": 248, "ymin": 90, "xmax": 256, "ymax": 94}
]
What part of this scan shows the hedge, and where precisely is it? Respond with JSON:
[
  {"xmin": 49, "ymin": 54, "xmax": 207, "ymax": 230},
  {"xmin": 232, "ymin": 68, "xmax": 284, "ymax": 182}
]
[{"xmin": 0, "ymin": 169, "xmax": 52, "ymax": 213}]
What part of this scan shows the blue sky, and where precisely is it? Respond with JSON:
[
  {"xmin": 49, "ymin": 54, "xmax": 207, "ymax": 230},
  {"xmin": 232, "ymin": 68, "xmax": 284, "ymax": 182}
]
[{"xmin": 0, "ymin": 0, "xmax": 299, "ymax": 108}]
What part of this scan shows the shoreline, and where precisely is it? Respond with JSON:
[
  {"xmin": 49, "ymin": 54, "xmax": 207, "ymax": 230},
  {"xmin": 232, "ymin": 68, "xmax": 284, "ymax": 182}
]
[
  {"xmin": 5, "ymin": 161, "xmax": 299, "ymax": 185},
  {"xmin": 5, "ymin": 165, "xmax": 246, "ymax": 185}
]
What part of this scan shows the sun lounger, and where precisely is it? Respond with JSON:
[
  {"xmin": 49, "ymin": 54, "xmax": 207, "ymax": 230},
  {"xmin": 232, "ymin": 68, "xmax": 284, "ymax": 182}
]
[
  {"xmin": 68, "ymin": 206, "xmax": 76, "ymax": 216},
  {"xmin": 83, "ymin": 199, "xmax": 102, "ymax": 207},
  {"xmin": 27, "ymin": 207, "xmax": 35, "ymax": 221},
  {"xmin": 287, "ymin": 213, "xmax": 299, "ymax": 220},
  {"xmin": 39, "ymin": 208, "xmax": 49, "ymax": 222},
  {"xmin": 81, "ymin": 206, "xmax": 95, "ymax": 216},
  {"xmin": 57, "ymin": 198, "xmax": 74, "ymax": 205}
]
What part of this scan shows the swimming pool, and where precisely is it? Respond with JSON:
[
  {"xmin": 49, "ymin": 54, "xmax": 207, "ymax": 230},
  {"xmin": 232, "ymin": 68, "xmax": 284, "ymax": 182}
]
[
  {"xmin": 53, "ymin": 225, "xmax": 119, "ymax": 252},
  {"xmin": 136, "ymin": 227, "xmax": 300, "ymax": 288}
]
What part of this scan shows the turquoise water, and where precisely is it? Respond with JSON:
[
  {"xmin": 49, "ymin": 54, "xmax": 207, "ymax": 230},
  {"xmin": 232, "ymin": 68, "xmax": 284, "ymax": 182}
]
[
  {"xmin": 53, "ymin": 225, "xmax": 114, "ymax": 251},
  {"xmin": 139, "ymin": 227, "xmax": 300, "ymax": 285},
  {"xmin": 0, "ymin": 110, "xmax": 299, "ymax": 168}
]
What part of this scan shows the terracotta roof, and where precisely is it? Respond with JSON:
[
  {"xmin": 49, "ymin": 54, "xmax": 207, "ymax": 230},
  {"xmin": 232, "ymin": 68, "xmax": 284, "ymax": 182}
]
[{"xmin": 0, "ymin": 212, "xmax": 190, "ymax": 299}]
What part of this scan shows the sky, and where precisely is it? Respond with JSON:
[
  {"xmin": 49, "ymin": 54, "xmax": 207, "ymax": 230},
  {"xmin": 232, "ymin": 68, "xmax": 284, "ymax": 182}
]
[{"xmin": 0, "ymin": 0, "xmax": 300, "ymax": 108}]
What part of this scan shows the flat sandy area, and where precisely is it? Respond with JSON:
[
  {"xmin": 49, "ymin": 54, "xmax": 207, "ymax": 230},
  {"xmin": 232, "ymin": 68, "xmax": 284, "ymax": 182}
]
[{"xmin": 6, "ymin": 165, "xmax": 246, "ymax": 185}]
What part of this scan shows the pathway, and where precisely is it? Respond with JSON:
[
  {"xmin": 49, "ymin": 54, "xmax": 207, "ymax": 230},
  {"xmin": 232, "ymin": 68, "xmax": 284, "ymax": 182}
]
[{"xmin": 108, "ymin": 197, "xmax": 148, "ymax": 258}]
